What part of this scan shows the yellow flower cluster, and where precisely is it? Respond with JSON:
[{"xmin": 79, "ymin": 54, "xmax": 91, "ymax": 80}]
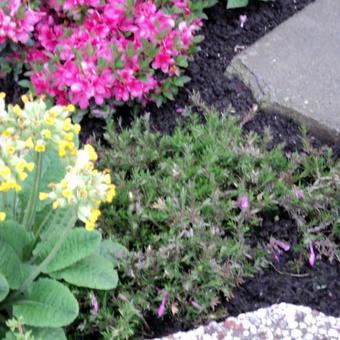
[
  {"xmin": 0, "ymin": 93, "xmax": 80, "ymax": 159},
  {"xmin": 39, "ymin": 144, "xmax": 116, "ymax": 231}
]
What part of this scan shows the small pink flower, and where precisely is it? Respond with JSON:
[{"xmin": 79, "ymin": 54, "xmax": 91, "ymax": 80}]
[
  {"xmin": 157, "ymin": 290, "xmax": 169, "ymax": 318},
  {"xmin": 237, "ymin": 196, "xmax": 249, "ymax": 211},
  {"xmin": 292, "ymin": 186, "xmax": 304, "ymax": 200},
  {"xmin": 239, "ymin": 15, "xmax": 247, "ymax": 28},
  {"xmin": 309, "ymin": 241, "xmax": 316, "ymax": 267}
]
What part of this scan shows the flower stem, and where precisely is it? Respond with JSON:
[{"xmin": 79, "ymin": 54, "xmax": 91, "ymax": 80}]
[{"xmin": 22, "ymin": 152, "xmax": 43, "ymax": 230}]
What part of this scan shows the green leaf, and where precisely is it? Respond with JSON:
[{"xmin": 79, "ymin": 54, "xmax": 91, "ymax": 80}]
[
  {"xmin": 34, "ymin": 228, "xmax": 102, "ymax": 273},
  {"xmin": 0, "ymin": 240, "xmax": 32, "ymax": 289},
  {"xmin": 227, "ymin": 0, "xmax": 249, "ymax": 9},
  {"xmin": 31, "ymin": 327, "xmax": 67, "ymax": 340},
  {"xmin": 19, "ymin": 149, "xmax": 66, "ymax": 215},
  {"xmin": 13, "ymin": 278, "xmax": 79, "ymax": 328},
  {"xmin": 176, "ymin": 56, "xmax": 188, "ymax": 68},
  {"xmin": 0, "ymin": 220, "xmax": 33, "ymax": 259},
  {"xmin": 0, "ymin": 272, "xmax": 9, "ymax": 302},
  {"xmin": 99, "ymin": 239, "xmax": 129, "ymax": 263},
  {"xmin": 34, "ymin": 207, "xmax": 76, "ymax": 247},
  {"xmin": 50, "ymin": 255, "xmax": 118, "ymax": 290}
]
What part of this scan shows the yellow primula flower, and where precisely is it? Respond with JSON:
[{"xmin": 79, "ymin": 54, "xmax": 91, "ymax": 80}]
[{"xmin": 35, "ymin": 141, "xmax": 46, "ymax": 153}]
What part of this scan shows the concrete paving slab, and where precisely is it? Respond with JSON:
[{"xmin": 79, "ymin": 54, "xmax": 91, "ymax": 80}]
[{"xmin": 226, "ymin": 0, "xmax": 340, "ymax": 143}]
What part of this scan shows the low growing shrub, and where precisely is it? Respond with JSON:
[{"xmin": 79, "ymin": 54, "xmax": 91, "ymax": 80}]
[
  {"xmin": 0, "ymin": 94, "xmax": 122, "ymax": 339},
  {"xmin": 91, "ymin": 104, "xmax": 339, "ymax": 338},
  {"xmin": 0, "ymin": 0, "xmax": 216, "ymax": 115}
]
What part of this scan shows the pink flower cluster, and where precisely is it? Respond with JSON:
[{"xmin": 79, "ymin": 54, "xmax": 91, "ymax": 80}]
[{"xmin": 1, "ymin": 0, "xmax": 204, "ymax": 110}]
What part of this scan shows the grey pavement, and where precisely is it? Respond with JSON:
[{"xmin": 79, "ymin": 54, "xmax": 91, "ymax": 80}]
[{"xmin": 226, "ymin": 0, "xmax": 340, "ymax": 143}]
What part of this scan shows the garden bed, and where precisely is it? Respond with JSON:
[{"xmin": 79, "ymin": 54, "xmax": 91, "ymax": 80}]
[
  {"xmin": 0, "ymin": 1, "xmax": 338, "ymax": 339},
  {"xmin": 109, "ymin": 0, "xmax": 340, "ymax": 338}
]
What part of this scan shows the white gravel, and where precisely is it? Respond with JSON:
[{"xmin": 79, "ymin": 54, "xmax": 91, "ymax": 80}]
[{"xmin": 155, "ymin": 303, "xmax": 340, "ymax": 340}]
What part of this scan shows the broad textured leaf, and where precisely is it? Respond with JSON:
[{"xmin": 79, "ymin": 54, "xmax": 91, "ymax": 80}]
[
  {"xmin": 98, "ymin": 239, "xmax": 129, "ymax": 264},
  {"xmin": 227, "ymin": 0, "xmax": 249, "ymax": 9},
  {"xmin": 13, "ymin": 278, "xmax": 79, "ymax": 328},
  {"xmin": 31, "ymin": 327, "xmax": 67, "ymax": 340},
  {"xmin": 38, "ymin": 206, "xmax": 76, "ymax": 241},
  {"xmin": 0, "ymin": 272, "xmax": 9, "ymax": 302},
  {"xmin": 0, "ymin": 220, "xmax": 33, "ymax": 259},
  {"xmin": 0, "ymin": 240, "xmax": 32, "ymax": 289},
  {"xmin": 51, "ymin": 255, "xmax": 118, "ymax": 289},
  {"xmin": 34, "ymin": 227, "xmax": 101, "ymax": 273}
]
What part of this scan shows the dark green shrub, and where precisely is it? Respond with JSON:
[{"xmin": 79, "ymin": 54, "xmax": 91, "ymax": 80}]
[{"xmin": 76, "ymin": 105, "xmax": 339, "ymax": 339}]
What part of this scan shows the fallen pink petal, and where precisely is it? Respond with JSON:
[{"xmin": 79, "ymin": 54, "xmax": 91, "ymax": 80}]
[
  {"xmin": 191, "ymin": 300, "xmax": 203, "ymax": 310},
  {"xmin": 240, "ymin": 15, "xmax": 248, "ymax": 28},
  {"xmin": 91, "ymin": 294, "xmax": 99, "ymax": 316},
  {"xmin": 157, "ymin": 291, "xmax": 169, "ymax": 318},
  {"xmin": 309, "ymin": 241, "xmax": 316, "ymax": 267}
]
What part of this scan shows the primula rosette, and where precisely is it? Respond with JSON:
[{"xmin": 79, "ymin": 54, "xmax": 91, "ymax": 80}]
[{"xmin": 39, "ymin": 144, "xmax": 116, "ymax": 231}]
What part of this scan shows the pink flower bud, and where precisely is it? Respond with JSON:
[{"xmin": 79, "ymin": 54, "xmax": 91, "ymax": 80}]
[
  {"xmin": 91, "ymin": 294, "xmax": 99, "ymax": 316},
  {"xmin": 238, "ymin": 196, "xmax": 249, "ymax": 211},
  {"xmin": 309, "ymin": 241, "xmax": 316, "ymax": 267},
  {"xmin": 157, "ymin": 291, "xmax": 169, "ymax": 318}
]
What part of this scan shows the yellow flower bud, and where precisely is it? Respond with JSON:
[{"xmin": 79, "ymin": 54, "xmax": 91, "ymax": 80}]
[
  {"xmin": 52, "ymin": 200, "xmax": 61, "ymax": 209},
  {"xmin": 0, "ymin": 212, "xmax": 6, "ymax": 221},
  {"xmin": 39, "ymin": 192, "xmax": 49, "ymax": 201},
  {"xmin": 62, "ymin": 189, "xmax": 73, "ymax": 200},
  {"xmin": 26, "ymin": 162, "xmax": 35, "ymax": 172},
  {"xmin": 6, "ymin": 145, "xmax": 16, "ymax": 155},
  {"xmin": 13, "ymin": 105, "xmax": 23, "ymax": 116},
  {"xmin": 84, "ymin": 144, "xmax": 98, "ymax": 162},
  {"xmin": 73, "ymin": 124, "xmax": 81, "ymax": 134},
  {"xmin": 21, "ymin": 95, "xmax": 29, "ymax": 104},
  {"xmin": 0, "ymin": 92, "xmax": 6, "ymax": 100},
  {"xmin": 42, "ymin": 129, "xmax": 52, "ymax": 139},
  {"xmin": 66, "ymin": 104, "xmax": 75, "ymax": 112},
  {"xmin": 0, "ymin": 166, "xmax": 11, "ymax": 178},
  {"xmin": 45, "ymin": 115, "xmax": 56, "ymax": 126},
  {"xmin": 62, "ymin": 118, "xmax": 72, "ymax": 131},
  {"xmin": 24, "ymin": 137, "xmax": 34, "ymax": 149}
]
